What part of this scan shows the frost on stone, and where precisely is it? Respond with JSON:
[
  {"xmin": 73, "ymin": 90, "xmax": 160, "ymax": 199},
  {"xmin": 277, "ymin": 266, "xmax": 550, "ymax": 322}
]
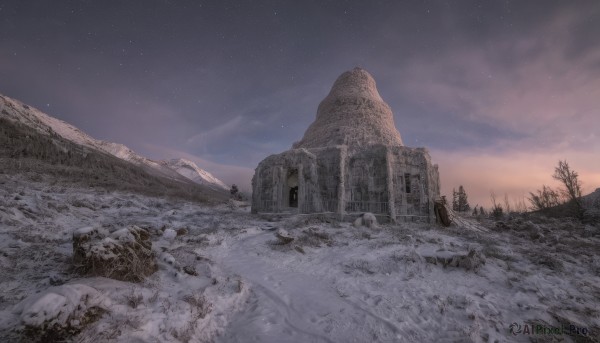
[
  {"xmin": 293, "ymin": 67, "xmax": 404, "ymax": 150},
  {"xmin": 162, "ymin": 228, "xmax": 177, "ymax": 240},
  {"xmin": 421, "ymin": 248, "xmax": 486, "ymax": 271},
  {"xmin": 252, "ymin": 68, "xmax": 442, "ymax": 223},
  {"xmin": 275, "ymin": 228, "xmax": 295, "ymax": 244},
  {"xmin": 353, "ymin": 212, "xmax": 378, "ymax": 228},
  {"xmin": 72, "ymin": 225, "xmax": 157, "ymax": 282},
  {"xmin": 11, "ymin": 284, "xmax": 108, "ymax": 342}
]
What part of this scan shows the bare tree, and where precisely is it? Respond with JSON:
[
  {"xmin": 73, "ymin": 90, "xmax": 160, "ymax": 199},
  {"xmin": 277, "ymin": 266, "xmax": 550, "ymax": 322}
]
[
  {"xmin": 528, "ymin": 185, "xmax": 561, "ymax": 211},
  {"xmin": 553, "ymin": 160, "xmax": 583, "ymax": 214}
]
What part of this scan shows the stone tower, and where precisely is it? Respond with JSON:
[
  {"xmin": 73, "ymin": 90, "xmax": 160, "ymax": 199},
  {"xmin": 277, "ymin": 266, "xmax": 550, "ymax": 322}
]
[
  {"xmin": 293, "ymin": 68, "xmax": 403, "ymax": 150},
  {"xmin": 252, "ymin": 68, "xmax": 441, "ymax": 223}
]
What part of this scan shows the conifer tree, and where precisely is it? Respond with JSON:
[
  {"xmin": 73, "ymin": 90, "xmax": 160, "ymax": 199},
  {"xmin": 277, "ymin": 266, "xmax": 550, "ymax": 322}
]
[
  {"xmin": 457, "ymin": 185, "xmax": 470, "ymax": 212},
  {"xmin": 452, "ymin": 188, "xmax": 458, "ymax": 211}
]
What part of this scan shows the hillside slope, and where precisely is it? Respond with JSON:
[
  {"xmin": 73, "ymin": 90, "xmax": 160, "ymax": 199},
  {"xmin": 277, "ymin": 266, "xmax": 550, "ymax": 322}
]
[
  {"xmin": 0, "ymin": 97, "xmax": 227, "ymax": 203},
  {"xmin": 0, "ymin": 94, "xmax": 228, "ymax": 190}
]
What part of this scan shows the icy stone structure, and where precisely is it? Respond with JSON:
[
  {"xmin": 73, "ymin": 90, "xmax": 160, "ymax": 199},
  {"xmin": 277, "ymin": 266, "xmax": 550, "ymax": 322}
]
[{"xmin": 252, "ymin": 68, "xmax": 441, "ymax": 222}]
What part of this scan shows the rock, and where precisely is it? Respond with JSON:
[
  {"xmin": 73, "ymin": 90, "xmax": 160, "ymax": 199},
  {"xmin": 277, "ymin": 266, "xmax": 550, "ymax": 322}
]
[
  {"xmin": 362, "ymin": 213, "xmax": 378, "ymax": 228},
  {"xmin": 529, "ymin": 230, "xmax": 544, "ymax": 241},
  {"xmin": 183, "ymin": 265, "xmax": 198, "ymax": 276},
  {"xmin": 423, "ymin": 249, "xmax": 485, "ymax": 271},
  {"xmin": 434, "ymin": 200, "xmax": 451, "ymax": 227},
  {"xmin": 494, "ymin": 221, "xmax": 511, "ymax": 231},
  {"xmin": 72, "ymin": 225, "xmax": 157, "ymax": 282},
  {"xmin": 449, "ymin": 250, "xmax": 486, "ymax": 271},
  {"xmin": 176, "ymin": 228, "xmax": 188, "ymax": 236},
  {"xmin": 353, "ymin": 213, "xmax": 378, "ymax": 228},
  {"xmin": 163, "ymin": 228, "xmax": 177, "ymax": 240},
  {"xmin": 583, "ymin": 225, "xmax": 598, "ymax": 237},
  {"xmin": 158, "ymin": 252, "xmax": 178, "ymax": 269},
  {"xmin": 275, "ymin": 229, "xmax": 294, "ymax": 244},
  {"xmin": 11, "ymin": 284, "xmax": 108, "ymax": 342}
]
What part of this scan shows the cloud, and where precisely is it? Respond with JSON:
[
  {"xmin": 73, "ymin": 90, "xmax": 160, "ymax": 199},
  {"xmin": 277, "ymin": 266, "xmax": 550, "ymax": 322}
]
[
  {"xmin": 180, "ymin": 79, "xmax": 326, "ymax": 166},
  {"xmin": 392, "ymin": 9, "xmax": 600, "ymax": 154},
  {"xmin": 383, "ymin": 8, "xmax": 600, "ymax": 210},
  {"xmin": 186, "ymin": 115, "xmax": 245, "ymax": 149}
]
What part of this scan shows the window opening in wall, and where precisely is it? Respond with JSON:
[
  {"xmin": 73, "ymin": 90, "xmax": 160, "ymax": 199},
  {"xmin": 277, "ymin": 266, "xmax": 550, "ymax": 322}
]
[
  {"xmin": 354, "ymin": 189, "xmax": 362, "ymax": 201},
  {"xmin": 405, "ymin": 173, "xmax": 411, "ymax": 193}
]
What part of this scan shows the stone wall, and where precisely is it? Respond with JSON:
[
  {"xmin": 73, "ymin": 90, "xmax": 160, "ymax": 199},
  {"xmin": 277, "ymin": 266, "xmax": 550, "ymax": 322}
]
[
  {"xmin": 343, "ymin": 145, "xmax": 389, "ymax": 214},
  {"xmin": 292, "ymin": 68, "xmax": 403, "ymax": 150},
  {"xmin": 252, "ymin": 144, "xmax": 440, "ymax": 223},
  {"xmin": 387, "ymin": 147, "xmax": 439, "ymax": 222},
  {"xmin": 251, "ymin": 68, "xmax": 441, "ymax": 223},
  {"xmin": 251, "ymin": 148, "xmax": 320, "ymax": 214}
]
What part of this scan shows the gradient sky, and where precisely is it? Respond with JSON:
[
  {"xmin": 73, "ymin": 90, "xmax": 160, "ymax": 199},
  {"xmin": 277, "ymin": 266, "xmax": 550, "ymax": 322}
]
[{"xmin": 1, "ymin": 1, "xmax": 599, "ymax": 208}]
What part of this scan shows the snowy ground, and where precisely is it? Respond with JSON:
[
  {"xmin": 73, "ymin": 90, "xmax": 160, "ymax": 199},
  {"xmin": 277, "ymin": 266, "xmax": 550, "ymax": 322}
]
[{"xmin": 1, "ymin": 174, "xmax": 599, "ymax": 342}]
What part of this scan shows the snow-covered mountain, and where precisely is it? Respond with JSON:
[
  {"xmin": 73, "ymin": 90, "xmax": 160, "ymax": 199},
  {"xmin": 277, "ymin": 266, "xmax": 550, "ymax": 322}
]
[
  {"xmin": 161, "ymin": 158, "xmax": 229, "ymax": 191},
  {"xmin": 0, "ymin": 93, "xmax": 228, "ymax": 191}
]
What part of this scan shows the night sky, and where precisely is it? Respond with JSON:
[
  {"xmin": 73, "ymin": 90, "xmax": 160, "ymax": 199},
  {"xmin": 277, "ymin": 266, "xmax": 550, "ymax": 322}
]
[{"xmin": 1, "ymin": 1, "xmax": 599, "ymax": 207}]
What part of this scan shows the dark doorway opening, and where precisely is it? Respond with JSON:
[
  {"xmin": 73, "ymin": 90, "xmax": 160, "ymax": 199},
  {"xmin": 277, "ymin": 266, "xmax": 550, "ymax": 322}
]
[{"xmin": 289, "ymin": 186, "xmax": 298, "ymax": 207}]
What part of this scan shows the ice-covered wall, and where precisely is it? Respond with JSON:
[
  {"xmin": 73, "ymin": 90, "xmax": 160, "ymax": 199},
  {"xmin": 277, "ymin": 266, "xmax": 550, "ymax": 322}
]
[
  {"xmin": 293, "ymin": 68, "xmax": 403, "ymax": 150},
  {"xmin": 252, "ymin": 145, "xmax": 439, "ymax": 222},
  {"xmin": 252, "ymin": 68, "xmax": 440, "ymax": 223}
]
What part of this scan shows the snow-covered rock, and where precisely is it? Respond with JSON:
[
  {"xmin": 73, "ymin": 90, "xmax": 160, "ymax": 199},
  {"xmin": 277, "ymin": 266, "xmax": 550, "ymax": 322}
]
[
  {"xmin": 275, "ymin": 228, "xmax": 295, "ymax": 244},
  {"xmin": 8, "ymin": 284, "xmax": 109, "ymax": 342},
  {"xmin": 420, "ymin": 248, "xmax": 486, "ymax": 271},
  {"xmin": 162, "ymin": 228, "xmax": 177, "ymax": 240},
  {"xmin": 72, "ymin": 225, "xmax": 157, "ymax": 282},
  {"xmin": 353, "ymin": 212, "xmax": 378, "ymax": 228}
]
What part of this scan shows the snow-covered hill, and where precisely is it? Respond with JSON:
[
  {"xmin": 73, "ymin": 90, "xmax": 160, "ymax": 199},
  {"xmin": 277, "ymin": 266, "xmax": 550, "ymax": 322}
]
[
  {"xmin": 0, "ymin": 93, "xmax": 227, "ymax": 190},
  {"xmin": 161, "ymin": 158, "xmax": 229, "ymax": 191},
  {"xmin": 94, "ymin": 141, "xmax": 194, "ymax": 183},
  {"xmin": 0, "ymin": 95, "xmax": 102, "ymax": 150},
  {"xmin": 1, "ymin": 174, "xmax": 599, "ymax": 342}
]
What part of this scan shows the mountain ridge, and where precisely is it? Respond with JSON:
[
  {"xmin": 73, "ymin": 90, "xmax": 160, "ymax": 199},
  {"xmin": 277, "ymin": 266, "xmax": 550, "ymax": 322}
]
[
  {"xmin": 0, "ymin": 93, "xmax": 228, "ymax": 190},
  {"xmin": 161, "ymin": 158, "xmax": 228, "ymax": 191}
]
